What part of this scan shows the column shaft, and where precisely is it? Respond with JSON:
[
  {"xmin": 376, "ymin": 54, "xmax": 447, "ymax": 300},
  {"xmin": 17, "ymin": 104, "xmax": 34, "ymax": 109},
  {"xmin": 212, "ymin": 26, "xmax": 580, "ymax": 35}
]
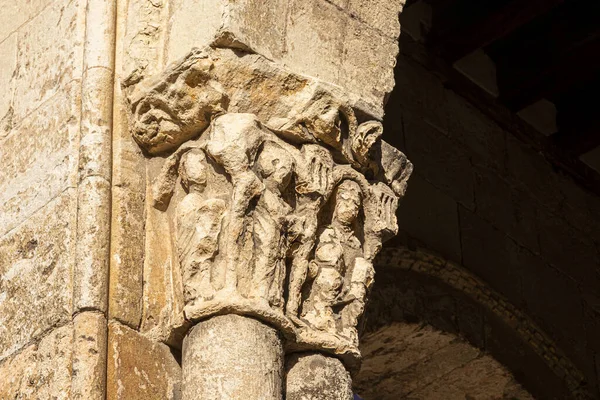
[
  {"xmin": 182, "ymin": 314, "xmax": 284, "ymax": 399},
  {"xmin": 286, "ymin": 352, "xmax": 353, "ymax": 400}
]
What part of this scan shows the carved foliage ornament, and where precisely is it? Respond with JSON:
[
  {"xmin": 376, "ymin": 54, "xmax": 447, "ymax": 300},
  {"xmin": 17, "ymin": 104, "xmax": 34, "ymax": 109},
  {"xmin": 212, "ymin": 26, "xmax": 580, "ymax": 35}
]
[{"xmin": 125, "ymin": 46, "xmax": 413, "ymax": 369}]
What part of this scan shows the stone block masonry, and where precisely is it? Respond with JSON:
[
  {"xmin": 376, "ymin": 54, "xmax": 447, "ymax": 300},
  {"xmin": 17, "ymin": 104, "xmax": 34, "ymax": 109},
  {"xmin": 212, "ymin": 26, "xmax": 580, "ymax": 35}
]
[{"xmin": 1, "ymin": 0, "xmax": 411, "ymax": 399}]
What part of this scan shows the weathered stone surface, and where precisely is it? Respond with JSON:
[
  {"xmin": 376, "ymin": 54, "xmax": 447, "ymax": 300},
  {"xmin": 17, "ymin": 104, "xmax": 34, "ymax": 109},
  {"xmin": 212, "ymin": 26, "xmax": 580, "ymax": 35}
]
[
  {"xmin": 72, "ymin": 312, "xmax": 107, "ymax": 400},
  {"xmin": 286, "ymin": 353, "xmax": 353, "ymax": 400},
  {"xmin": 0, "ymin": 83, "xmax": 79, "ymax": 236},
  {"xmin": 79, "ymin": 66, "xmax": 114, "ymax": 182},
  {"xmin": 356, "ymin": 323, "xmax": 533, "ymax": 400},
  {"xmin": 108, "ymin": 184, "xmax": 145, "ymax": 327},
  {"xmin": 0, "ymin": 34, "xmax": 16, "ymax": 135},
  {"xmin": 410, "ymin": 356, "xmax": 534, "ymax": 399},
  {"xmin": 109, "ymin": 0, "xmax": 162, "ymax": 328},
  {"xmin": 139, "ymin": 191, "xmax": 187, "ymax": 346},
  {"xmin": 0, "ymin": 324, "xmax": 73, "ymax": 399},
  {"xmin": 459, "ymin": 207, "xmax": 525, "ymax": 306},
  {"xmin": 170, "ymin": 0, "xmax": 403, "ymax": 116},
  {"xmin": 182, "ymin": 315, "xmax": 283, "ymax": 399},
  {"xmin": 166, "ymin": 0, "xmax": 225, "ymax": 64},
  {"xmin": 167, "ymin": 0, "xmax": 288, "ymax": 64},
  {"xmin": 403, "ymin": 116, "xmax": 475, "ymax": 210},
  {"xmin": 126, "ymin": 49, "xmax": 228, "ymax": 155},
  {"xmin": 120, "ymin": 0, "xmax": 167, "ymax": 77},
  {"xmin": 74, "ymin": 176, "xmax": 111, "ymax": 313},
  {"xmin": 13, "ymin": 0, "xmax": 85, "ymax": 121},
  {"xmin": 473, "ymin": 164, "xmax": 539, "ymax": 252},
  {"xmin": 0, "ymin": 190, "xmax": 76, "ymax": 361},
  {"xmin": 444, "ymin": 89, "xmax": 506, "ymax": 171},
  {"xmin": 358, "ymin": 327, "xmax": 479, "ymax": 398},
  {"xmin": 76, "ymin": 0, "xmax": 115, "ymax": 320},
  {"xmin": 107, "ymin": 321, "xmax": 182, "ymax": 400},
  {"xmin": 284, "ymin": 0, "xmax": 346, "ymax": 86},
  {"xmin": 348, "ymin": 0, "xmax": 405, "ymax": 39},
  {"xmin": 396, "ymin": 174, "xmax": 461, "ymax": 263},
  {"xmin": 0, "ymin": 0, "xmax": 53, "ymax": 42},
  {"xmin": 342, "ymin": 18, "xmax": 399, "ymax": 117},
  {"xmin": 122, "ymin": 45, "xmax": 412, "ymax": 399},
  {"xmin": 226, "ymin": 0, "xmax": 289, "ymax": 60},
  {"xmin": 537, "ymin": 207, "xmax": 600, "ymax": 289}
]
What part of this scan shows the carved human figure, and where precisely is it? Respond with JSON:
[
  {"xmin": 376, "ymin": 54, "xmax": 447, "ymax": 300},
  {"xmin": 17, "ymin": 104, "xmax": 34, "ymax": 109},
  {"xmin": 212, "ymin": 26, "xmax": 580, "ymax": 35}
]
[
  {"xmin": 302, "ymin": 179, "xmax": 364, "ymax": 334},
  {"xmin": 340, "ymin": 257, "xmax": 375, "ymax": 345},
  {"xmin": 175, "ymin": 149, "xmax": 226, "ymax": 304},
  {"xmin": 286, "ymin": 145, "xmax": 334, "ymax": 323},
  {"xmin": 205, "ymin": 114, "xmax": 266, "ymax": 292},
  {"xmin": 251, "ymin": 142, "xmax": 295, "ymax": 308}
]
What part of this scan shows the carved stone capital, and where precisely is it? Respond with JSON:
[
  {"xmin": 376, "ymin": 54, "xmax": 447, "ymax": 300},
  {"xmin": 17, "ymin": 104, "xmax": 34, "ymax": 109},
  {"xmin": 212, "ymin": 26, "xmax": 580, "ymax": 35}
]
[{"xmin": 126, "ymin": 46, "xmax": 413, "ymax": 369}]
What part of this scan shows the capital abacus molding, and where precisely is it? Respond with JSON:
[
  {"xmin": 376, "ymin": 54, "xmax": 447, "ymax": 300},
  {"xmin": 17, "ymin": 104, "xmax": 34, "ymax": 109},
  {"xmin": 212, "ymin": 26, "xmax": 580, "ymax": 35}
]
[{"xmin": 124, "ymin": 44, "xmax": 412, "ymax": 398}]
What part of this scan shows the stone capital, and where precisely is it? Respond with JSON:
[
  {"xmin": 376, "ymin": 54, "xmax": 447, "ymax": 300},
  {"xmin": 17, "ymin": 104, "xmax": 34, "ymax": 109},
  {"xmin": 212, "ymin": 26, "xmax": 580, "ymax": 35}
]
[{"xmin": 125, "ymin": 45, "xmax": 413, "ymax": 369}]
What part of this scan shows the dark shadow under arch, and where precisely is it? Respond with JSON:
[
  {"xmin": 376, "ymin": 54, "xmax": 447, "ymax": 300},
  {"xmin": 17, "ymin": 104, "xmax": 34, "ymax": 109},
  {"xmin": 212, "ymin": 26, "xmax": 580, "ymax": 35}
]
[
  {"xmin": 357, "ymin": 246, "xmax": 592, "ymax": 400},
  {"xmin": 355, "ymin": 321, "xmax": 534, "ymax": 399}
]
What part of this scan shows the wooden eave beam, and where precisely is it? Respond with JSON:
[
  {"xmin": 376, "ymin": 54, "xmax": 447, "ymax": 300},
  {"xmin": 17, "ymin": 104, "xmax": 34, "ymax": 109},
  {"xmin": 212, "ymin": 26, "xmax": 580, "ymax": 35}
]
[
  {"xmin": 399, "ymin": 34, "xmax": 600, "ymax": 198},
  {"xmin": 497, "ymin": 36, "xmax": 600, "ymax": 111},
  {"xmin": 429, "ymin": 0, "xmax": 564, "ymax": 63},
  {"xmin": 551, "ymin": 124, "xmax": 600, "ymax": 157}
]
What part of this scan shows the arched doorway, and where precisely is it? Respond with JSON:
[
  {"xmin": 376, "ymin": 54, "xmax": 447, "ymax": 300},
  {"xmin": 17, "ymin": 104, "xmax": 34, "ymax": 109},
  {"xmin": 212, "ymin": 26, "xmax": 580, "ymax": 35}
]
[
  {"xmin": 354, "ymin": 246, "xmax": 592, "ymax": 400},
  {"xmin": 355, "ymin": 322, "xmax": 533, "ymax": 399}
]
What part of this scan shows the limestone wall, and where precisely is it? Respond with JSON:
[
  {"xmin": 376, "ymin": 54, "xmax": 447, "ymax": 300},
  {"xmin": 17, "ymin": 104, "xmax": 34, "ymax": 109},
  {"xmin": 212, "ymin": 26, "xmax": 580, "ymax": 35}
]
[
  {"xmin": 0, "ymin": 0, "xmax": 84, "ymax": 396},
  {"xmin": 0, "ymin": 0, "xmax": 113, "ymax": 397},
  {"xmin": 383, "ymin": 23, "xmax": 600, "ymax": 397}
]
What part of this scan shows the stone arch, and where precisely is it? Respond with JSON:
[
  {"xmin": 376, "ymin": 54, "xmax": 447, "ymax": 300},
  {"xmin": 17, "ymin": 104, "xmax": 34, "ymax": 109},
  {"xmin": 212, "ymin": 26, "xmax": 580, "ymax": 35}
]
[
  {"xmin": 355, "ymin": 322, "xmax": 533, "ymax": 399},
  {"xmin": 355, "ymin": 246, "xmax": 592, "ymax": 400}
]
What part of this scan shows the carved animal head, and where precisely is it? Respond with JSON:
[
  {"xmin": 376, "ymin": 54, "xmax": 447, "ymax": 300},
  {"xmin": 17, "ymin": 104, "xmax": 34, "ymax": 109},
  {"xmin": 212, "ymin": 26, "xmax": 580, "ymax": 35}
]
[{"xmin": 126, "ymin": 49, "xmax": 229, "ymax": 155}]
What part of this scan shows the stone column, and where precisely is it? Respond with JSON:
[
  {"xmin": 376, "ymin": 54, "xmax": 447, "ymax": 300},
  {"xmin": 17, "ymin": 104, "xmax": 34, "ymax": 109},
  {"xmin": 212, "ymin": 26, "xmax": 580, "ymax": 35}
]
[
  {"xmin": 286, "ymin": 353, "xmax": 353, "ymax": 400},
  {"xmin": 124, "ymin": 45, "xmax": 412, "ymax": 399},
  {"xmin": 182, "ymin": 315, "xmax": 284, "ymax": 399}
]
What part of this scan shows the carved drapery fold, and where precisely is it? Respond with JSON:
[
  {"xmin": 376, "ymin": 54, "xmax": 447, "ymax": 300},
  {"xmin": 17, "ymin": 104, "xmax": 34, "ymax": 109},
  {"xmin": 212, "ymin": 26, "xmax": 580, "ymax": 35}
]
[{"xmin": 124, "ymin": 46, "xmax": 412, "ymax": 369}]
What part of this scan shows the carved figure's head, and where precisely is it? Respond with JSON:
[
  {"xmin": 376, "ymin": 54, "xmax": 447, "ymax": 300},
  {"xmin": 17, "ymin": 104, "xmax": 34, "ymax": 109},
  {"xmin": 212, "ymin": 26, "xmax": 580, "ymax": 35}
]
[
  {"xmin": 179, "ymin": 149, "xmax": 208, "ymax": 193},
  {"xmin": 295, "ymin": 98, "xmax": 356, "ymax": 150},
  {"xmin": 127, "ymin": 51, "xmax": 229, "ymax": 155},
  {"xmin": 256, "ymin": 142, "xmax": 294, "ymax": 191},
  {"xmin": 270, "ymin": 85, "xmax": 357, "ymax": 152},
  {"xmin": 333, "ymin": 180, "xmax": 362, "ymax": 226}
]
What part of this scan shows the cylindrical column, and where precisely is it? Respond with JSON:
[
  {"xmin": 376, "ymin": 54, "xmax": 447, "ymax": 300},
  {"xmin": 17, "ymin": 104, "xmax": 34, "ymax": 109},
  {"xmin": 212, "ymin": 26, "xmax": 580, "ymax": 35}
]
[
  {"xmin": 286, "ymin": 352, "xmax": 353, "ymax": 400},
  {"xmin": 182, "ymin": 314, "xmax": 284, "ymax": 399}
]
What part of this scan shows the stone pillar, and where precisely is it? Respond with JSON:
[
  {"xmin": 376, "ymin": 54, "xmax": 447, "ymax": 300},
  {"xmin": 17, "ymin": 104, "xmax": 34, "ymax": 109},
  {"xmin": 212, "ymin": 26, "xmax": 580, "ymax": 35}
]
[
  {"xmin": 286, "ymin": 353, "xmax": 353, "ymax": 400},
  {"xmin": 124, "ymin": 45, "xmax": 413, "ymax": 398},
  {"xmin": 182, "ymin": 315, "xmax": 284, "ymax": 399}
]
